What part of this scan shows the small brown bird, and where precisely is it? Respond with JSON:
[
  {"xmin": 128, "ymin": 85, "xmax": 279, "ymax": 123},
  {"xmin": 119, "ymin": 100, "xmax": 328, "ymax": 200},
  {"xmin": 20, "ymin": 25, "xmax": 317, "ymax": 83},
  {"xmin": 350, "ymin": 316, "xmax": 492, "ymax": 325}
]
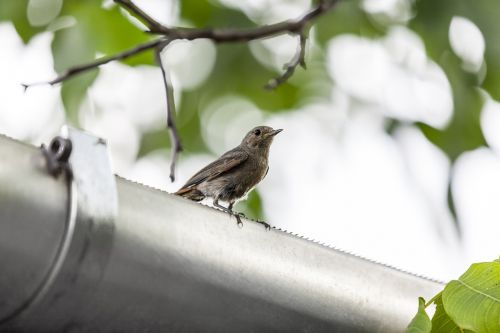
[{"xmin": 175, "ymin": 126, "xmax": 282, "ymax": 227}]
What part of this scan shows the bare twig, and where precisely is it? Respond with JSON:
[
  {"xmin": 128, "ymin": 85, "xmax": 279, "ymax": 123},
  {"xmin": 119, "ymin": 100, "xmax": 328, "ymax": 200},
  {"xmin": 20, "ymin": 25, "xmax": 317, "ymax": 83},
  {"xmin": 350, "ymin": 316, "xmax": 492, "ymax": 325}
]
[
  {"xmin": 22, "ymin": 38, "xmax": 165, "ymax": 89},
  {"xmin": 298, "ymin": 32, "xmax": 308, "ymax": 68},
  {"xmin": 114, "ymin": 0, "xmax": 170, "ymax": 34},
  {"xmin": 265, "ymin": 33, "xmax": 308, "ymax": 90},
  {"xmin": 155, "ymin": 45, "xmax": 183, "ymax": 182}
]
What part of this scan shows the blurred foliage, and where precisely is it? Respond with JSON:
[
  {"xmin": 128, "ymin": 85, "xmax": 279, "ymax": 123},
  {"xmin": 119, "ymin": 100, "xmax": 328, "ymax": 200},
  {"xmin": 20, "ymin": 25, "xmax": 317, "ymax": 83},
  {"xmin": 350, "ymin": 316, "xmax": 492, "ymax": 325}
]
[
  {"xmin": 1, "ymin": 0, "xmax": 499, "ymax": 221},
  {"xmin": 53, "ymin": 1, "xmax": 154, "ymax": 121},
  {"xmin": 0, "ymin": 0, "xmax": 44, "ymax": 42},
  {"xmin": 180, "ymin": 0, "xmax": 252, "ymax": 28},
  {"xmin": 406, "ymin": 260, "xmax": 500, "ymax": 333},
  {"xmin": 315, "ymin": 0, "xmax": 384, "ymax": 42},
  {"xmin": 411, "ymin": 0, "xmax": 489, "ymax": 162},
  {"xmin": 1, "ymin": 0, "xmax": 154, "ymax": 121},
  {"xmin": 412, "ymin": 0, "xmax": 500, "ymax": 101}
]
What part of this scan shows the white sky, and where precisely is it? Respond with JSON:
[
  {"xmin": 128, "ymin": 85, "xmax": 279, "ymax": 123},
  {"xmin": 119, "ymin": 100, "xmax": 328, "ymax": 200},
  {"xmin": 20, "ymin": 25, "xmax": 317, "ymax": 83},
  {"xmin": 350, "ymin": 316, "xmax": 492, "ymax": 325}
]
[{"xmin": 0, "ymin": 1, "xmax": 498, "ymax": 282}]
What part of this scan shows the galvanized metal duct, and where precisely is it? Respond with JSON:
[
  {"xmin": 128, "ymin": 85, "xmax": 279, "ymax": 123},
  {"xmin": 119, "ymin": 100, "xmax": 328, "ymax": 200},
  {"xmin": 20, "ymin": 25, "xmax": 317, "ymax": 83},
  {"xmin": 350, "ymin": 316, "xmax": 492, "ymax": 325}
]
[{"xmin": 0, "ymin": 132, "xmax": 444, "ymax": 332}]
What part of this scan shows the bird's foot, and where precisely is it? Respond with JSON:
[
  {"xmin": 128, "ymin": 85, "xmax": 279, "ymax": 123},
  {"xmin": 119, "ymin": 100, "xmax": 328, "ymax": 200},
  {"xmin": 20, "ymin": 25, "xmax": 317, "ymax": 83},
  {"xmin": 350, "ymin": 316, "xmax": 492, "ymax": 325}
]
[
  {"xmin": 225, "ymin": 208, "xmax": 270, "ymax": 230},
  {"xmin": 225, "ymin": 208, "xmax": 244, "ymax": 228},
  {"xmin": 235, "ymin": 214, "xmax": 244, "ymax": 228},
  {"xmin": 236, "ymin": 213, "xmax": 271, "ymax": 231},
  {"xmin": 256, "ymin": 220, "xmax": 271, "ymax": 231}
]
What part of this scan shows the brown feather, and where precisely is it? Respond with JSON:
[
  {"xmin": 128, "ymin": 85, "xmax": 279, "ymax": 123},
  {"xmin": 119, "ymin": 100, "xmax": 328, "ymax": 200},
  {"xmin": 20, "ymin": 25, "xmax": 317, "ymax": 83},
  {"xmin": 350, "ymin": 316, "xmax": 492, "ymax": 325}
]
[
  {"xmin": 176, "ymin": 148, "xmax": 248, "ymax": 192},
  {"xmin": 175, "ymin": 188, "xmax": 205, "ymax": 201}
]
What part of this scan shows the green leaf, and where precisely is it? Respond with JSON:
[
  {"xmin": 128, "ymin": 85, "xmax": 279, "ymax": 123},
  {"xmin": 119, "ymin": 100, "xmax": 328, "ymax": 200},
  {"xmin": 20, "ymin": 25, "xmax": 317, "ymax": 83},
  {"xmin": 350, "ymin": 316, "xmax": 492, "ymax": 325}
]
[
  {"xmin": 61, "ymin": 72, "xmax": 98, "ymax": 124},
  {"xmin": 415, "ymin": 60, "xmax": 486, "ymax": 162},
  {"xmin": 0, "ymin": 0, "xmax": 45, "ymax": 43},
  {"xmin": 82, "ymin": 6, "xmax": 154, "ymax": 66},
  {"xmin": 204, "ymin": 44, "xmax": 301, "ymax": 112},
  {"xmin": 180, "ymin": 0, "xmax": 215, "ymax": 27},
  {"xmin": 411, "ymin": 0, "xmax": 488, "ymax": 163},
  {"xmin": 52, "ymin": 10, "xmax": 97, "ymax": 123},
  {"xmin": 52, "ymin": 0, "xmax": 155, "ymax": 122},
  {"xmin": 410, "ymin": 0, "xmax": 489, "ymax": 228},
  {"xmin": 57, "ymin": 1, "xmax": 153, "ymax": 65},
  {"xmin": 315, "ymin": 0, "xmax": 384, "ymax": 46},
  {"xmin": 442, "ymin": 261, "xmax": 500, "ymax": 333},
  {"xmin": 180, "ymin": 0, "xmax": 253, "ymax": 28},
  {"xmin": 410, "ymin": 0, "xmax": 500, "ymax": 101},
  {"xmin": 406, "ymin": 297, "xmax": 432, "ymax": 333},
  {"xmin": 430, "ymin": 295, "xmax": 464, "ymax": 333}
]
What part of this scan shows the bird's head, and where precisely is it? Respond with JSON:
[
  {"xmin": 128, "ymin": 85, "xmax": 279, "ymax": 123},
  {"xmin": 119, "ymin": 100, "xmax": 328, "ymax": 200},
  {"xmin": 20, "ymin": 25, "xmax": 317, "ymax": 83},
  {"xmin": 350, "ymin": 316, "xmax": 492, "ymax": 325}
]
[{"xmin": 241, "ymin": 126, "xmax": 283, "ymax": 150}]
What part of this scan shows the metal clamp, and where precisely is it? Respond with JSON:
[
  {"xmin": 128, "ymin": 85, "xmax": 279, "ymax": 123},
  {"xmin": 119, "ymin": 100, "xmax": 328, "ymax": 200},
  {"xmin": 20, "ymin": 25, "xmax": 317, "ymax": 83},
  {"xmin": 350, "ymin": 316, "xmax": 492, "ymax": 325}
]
[{"xmin": 10, "ymin": 126, "xmax": 118, "ymax": 321}]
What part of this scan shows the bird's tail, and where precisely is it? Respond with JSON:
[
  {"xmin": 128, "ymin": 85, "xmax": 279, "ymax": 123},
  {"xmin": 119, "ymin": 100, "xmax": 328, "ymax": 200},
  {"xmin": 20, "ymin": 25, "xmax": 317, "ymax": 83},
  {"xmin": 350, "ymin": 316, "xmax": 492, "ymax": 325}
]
[{"xmin": 174, "ymin": 187, "xmax": 205, "ymax": 202}]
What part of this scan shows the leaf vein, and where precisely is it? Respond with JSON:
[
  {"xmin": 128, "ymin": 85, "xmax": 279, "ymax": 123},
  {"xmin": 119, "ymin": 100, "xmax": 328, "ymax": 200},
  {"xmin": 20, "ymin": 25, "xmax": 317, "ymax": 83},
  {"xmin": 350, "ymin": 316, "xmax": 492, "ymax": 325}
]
[{"xmin": 455, "ymin": 279, "xmax": 500, "ymax": 303}]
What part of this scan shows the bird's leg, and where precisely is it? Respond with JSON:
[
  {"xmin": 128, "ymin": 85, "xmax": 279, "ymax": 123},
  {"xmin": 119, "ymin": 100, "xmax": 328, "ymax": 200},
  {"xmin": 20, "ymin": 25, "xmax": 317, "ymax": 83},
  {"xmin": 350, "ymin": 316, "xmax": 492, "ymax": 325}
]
[
  {"xmin": 228, "ymin": 202, "xmax": 247, "ymax": 218},
  {"xmin": 229, "ymin": 202, "xmax": 270, "ymax": 230},
  {"xmin": 213, "ymin": 199, "xmax": 269, "ymax": 230},
  {"xmin": 231, "ymin": 203, "xmax": 270, "ymax": 230},
  {"xmin": 214, "ymin": 198, "xmax": 242, "ymax": 227},
  {"xmin": 228, "ymin": 202, "xmax": 244, "ymax": 228},
  {"xmin": 256, "ymin": 220, "xmax": 271, "ymax": 231},
  {"xmin": 213, "ymin": 198, "xmax": 230, "ymax": 213}
]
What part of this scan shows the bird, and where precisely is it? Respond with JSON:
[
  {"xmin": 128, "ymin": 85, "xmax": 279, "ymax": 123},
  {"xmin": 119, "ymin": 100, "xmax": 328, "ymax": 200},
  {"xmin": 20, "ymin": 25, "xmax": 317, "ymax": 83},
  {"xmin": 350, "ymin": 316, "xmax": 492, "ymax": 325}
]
[{"xmin": 175, "ymin": 126, "xmax": 282, "ymax": 228}]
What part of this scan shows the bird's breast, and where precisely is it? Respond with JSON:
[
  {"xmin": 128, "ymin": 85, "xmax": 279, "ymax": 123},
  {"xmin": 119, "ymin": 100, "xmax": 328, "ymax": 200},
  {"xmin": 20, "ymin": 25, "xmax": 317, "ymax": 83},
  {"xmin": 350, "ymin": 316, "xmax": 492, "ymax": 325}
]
[{"xmin": 233, "ymin": 156, "xmax": 268, "ymax": 196}]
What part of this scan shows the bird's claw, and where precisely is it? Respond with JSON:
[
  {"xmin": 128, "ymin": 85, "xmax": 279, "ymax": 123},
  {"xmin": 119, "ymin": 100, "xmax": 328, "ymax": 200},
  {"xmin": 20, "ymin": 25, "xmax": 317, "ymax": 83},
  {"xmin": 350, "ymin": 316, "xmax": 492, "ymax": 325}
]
[
  {"xmin": 235, "ymin": 214, "xmax": 244, "ymax": 228},
  {"xmin": 257, "ymin": 220, "xmax": 271, "ymax": 230},
  {"xmin": 227, "ymin": 210, "xmax": 270, "ymax": 230}
]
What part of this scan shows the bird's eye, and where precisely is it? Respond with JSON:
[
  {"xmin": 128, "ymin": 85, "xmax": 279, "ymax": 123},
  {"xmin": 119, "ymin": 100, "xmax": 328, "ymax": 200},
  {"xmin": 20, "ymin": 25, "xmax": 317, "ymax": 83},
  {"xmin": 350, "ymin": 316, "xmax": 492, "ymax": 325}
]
[{"xmin": 254, "ymin": 129, "xmax": 261, "ymax": 136}]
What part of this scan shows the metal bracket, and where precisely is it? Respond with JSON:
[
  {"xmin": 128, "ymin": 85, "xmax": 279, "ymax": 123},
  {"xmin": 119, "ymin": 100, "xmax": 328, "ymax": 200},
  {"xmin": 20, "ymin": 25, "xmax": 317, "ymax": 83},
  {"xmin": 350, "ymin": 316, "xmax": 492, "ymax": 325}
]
[
  {"xmin": 20, "ymin": 126, "xmax": 118, "ymax": 315},
  {"xmin": 41, "ymin": 136, "xmax": 72, "ymax": 177}
]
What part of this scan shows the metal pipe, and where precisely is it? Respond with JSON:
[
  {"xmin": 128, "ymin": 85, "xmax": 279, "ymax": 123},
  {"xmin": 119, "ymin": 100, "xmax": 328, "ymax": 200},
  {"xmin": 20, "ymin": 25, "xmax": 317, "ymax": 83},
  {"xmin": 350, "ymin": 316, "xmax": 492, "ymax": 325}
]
[{"xmin": 0, "ymin": 133, "xmax": 444, "ymax": 332}]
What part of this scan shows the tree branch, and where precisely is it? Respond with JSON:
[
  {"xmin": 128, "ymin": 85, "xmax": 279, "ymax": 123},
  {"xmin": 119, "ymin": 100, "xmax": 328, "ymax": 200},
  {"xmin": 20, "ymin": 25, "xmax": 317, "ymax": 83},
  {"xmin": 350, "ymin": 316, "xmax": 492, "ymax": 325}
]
[
  {"xmin": 25, "ymin": 0, "xmax": 339, "ymax": 89},
  {"xmin": 22, "ymin": 38, "xmax": 165, "ymax": 89},
  {"xmin": 114, "ymin": 0, "xmax": 170, "ymax": 34},
  {"xmin": 147, "ymin": 0, "xmax": 339, "ymax": 42},
  {"xmin": 155, "ymin": 45, "xmax": 183, "ymax": 182},
  {"xmin": 265, "ymin": 33, "xmax": 308, "ymax": 90}
]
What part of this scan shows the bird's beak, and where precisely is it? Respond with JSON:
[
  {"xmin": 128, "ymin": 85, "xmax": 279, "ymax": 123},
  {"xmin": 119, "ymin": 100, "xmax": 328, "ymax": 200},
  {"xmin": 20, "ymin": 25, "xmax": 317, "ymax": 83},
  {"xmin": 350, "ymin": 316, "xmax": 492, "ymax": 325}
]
[{"xmin": 267, "ymin": 129, "xmax": 283, "ymax": 137}]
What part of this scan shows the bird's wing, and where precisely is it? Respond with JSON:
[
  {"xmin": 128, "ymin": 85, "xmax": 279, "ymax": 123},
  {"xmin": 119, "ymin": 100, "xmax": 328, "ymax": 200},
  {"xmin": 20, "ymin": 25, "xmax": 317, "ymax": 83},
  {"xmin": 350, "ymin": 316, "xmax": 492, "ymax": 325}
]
[{"xmin": 177, "ymin": 148, "xmax": 248, "ymax": 192}]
